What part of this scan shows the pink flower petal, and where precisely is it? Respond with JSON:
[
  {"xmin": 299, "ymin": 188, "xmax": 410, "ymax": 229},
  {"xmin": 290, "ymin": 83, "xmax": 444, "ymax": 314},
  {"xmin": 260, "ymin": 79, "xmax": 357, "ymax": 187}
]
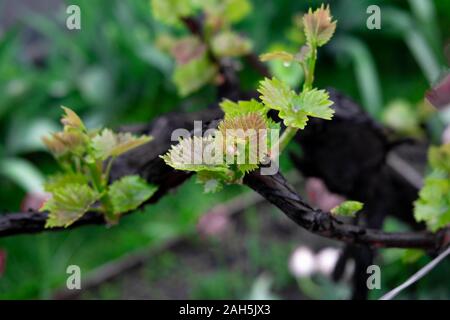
[
  {"xmin": 197, "ymin": 208, "xmax": 231, "ymax": 238},
  {"xmin": 305, "ymin": 178, "xmax": 346, "ymax": 212},
  {"xmin": 426, "ymin": 74, "xmax": 450, "ymax": 110},
  {"xmin": 0, "ymin": 250, "xmax": 6, "ymax": 277},
  {"xmin": 20, "ymin": 192, "xmax": 51, "ymax": 212}
]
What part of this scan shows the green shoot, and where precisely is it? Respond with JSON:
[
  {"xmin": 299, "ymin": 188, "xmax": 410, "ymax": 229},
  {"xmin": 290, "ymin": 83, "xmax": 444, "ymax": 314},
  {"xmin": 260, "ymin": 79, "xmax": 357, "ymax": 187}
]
[
  {"xmin": 162, "ymin": 5, "xmax": 337, "ymax": 192},
  {"xmin": 331, "ymin": 201, "xmax": 364, "ymax": 217},
  {"xmin": 414, "ymin": 143, "xmax": 450, "ymax": 232},
  {"xmin": 41, "ymin": 107, "xmax": 157, "ymax": 228}
]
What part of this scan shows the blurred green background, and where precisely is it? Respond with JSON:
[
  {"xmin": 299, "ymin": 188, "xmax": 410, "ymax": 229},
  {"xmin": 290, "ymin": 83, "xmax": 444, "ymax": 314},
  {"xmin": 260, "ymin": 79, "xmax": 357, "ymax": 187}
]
[{"xmin": 0, "ymin": 0, "xmax": 449, "ymax": 299}]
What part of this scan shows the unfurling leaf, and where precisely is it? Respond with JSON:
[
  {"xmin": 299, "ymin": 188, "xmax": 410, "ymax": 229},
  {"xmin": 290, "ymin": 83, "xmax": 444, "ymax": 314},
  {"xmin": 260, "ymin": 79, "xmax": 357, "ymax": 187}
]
[
  {"xmin": 218, "ymin": 112, "xmax": 267, "ymax": 134},
  {"xmin": 42, "ymin": 107, "xmax": 89, "ymax": 157},
  {"xmin": 42, "ymin": 131, "xmax": 86, "ymax": 157},
  {"xmin": 41, "ymin": 183, "xmax": 100, "ymax": 228},
  {"xmin": 109, "ymin": 175, "xmax": 158, "ymax": 214},
  {"xmin": 303, "ymin": 4, "xmax": 336, "ymax": 47},
  {"xmin": 91, "ymin": 129, "xmax": 152, "ymax": 160},
  {"xmin": 331, "ymin": 201, "xmax": 364, "ymax": 217},
  {"xmin": 220, "ymin": 99, "xmax": 268, "ymax": 119},
  {"xmin": 161, "ymin": 135, "xmax": 229, "ymax": 172},
  {"xmin": 162, "ymin": 112, "xmax": 274, "ymax": 190},
  {"xmin": 260, "ymin": 51, "xmax": 295, "ymax": 63},
  {"xmin": 61, "ymin": 106, "xmax": 85, "ymax": 130},
  {"xmin": 211, "ymin": 31, "xmax": 252, "ymax": 57},
  {"xmin": 219, "ymin": 113, "xmax": 269, "ymax": 173}
]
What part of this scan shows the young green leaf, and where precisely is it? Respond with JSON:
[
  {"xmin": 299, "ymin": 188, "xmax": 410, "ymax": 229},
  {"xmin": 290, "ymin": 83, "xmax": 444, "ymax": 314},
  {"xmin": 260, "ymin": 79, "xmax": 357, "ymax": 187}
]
[
  {"xmin": 42, "ymin": 107, "xmax": 155, "ymax": 227},
  {"xmin": 219, "ymin": 112, "xmax": 269, "ymax": 174},
  {"xmin": 41, "ymin": 183, "xmax": 100, "ymax": 228},
  {"xmin": 303, "ymin": 4, "xmax": 337, "ymax": 47},
  {"xmin": 414, "ymin": 171, "xmax": 450, "ymax": 232},
  {"xmin": 294, "ymin": 88, "xmax": 335, "ymax": 120},
  {"xmin": 331, "ymin": 201, "xmax": 364, "ymax": 217},
  {"xmin": 43, "ymin": 173, "xmax": 88, "ymax": 193},
  {"xmin": 414, "ymin": 144, "xmax": 450, "ymax": 232},
  {"xmin": 91, "ymin": 129, "xmax": 152, "ymax": 160},
  {"xmin": 42, "ymin": 131, "xmax": 86, "ymax": 157},
  {"xmin": 109, "ymin": 175, "xmax": 158, "ymax": 215},
  {"xmin": 277, "ymin": 109, "xmax": 309, "ymax": 129},
  {"xmin": 61, "ymin": 106, "xmax": 85, "ymax": 130},
  {"xmin": 220, "ymin": 99, "xmax": 268, "ymax": 119},
  {"xmin": 258, "ymin": 77, "xmax": 295, "ymax": 111},
  {"xmin": 162, "ymin": 111, "xmax": 274, "ymax": 191},
  {"xmin": 161, "ymin": 135, "xmax": 229, "ymax": 172},
  {"xmin": 258, "ymin": 78, "xmax": 334, "ymax": 129},
  {"xmin": 218, "ymin": 112, "xmax": 268, "ymax": 134}
]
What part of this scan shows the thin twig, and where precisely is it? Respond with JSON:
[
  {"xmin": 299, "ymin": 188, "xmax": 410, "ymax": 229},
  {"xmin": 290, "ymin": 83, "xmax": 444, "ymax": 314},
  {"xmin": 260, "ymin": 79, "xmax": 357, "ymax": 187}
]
[
  {"xmin": 387, "ymin": 152, "xmax": 424, "ymax": 189},
  {"xmin": 379, "ymin": 245, "xmax": 450, "ymax": 300}
]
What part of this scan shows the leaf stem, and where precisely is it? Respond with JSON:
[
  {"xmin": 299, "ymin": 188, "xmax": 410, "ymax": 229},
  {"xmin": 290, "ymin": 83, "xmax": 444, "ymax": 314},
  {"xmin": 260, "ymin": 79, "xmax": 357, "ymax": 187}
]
[
  {"xmin": 276, "ymin": 44, "xmax": 317, "ymax": 154},
  {"xmin": 88, "ymin": 161, "xmax": 115, "ymax": 223},
  {"xmin": 104, "ymin": 156, "xmax": 116, "ymax": 186},
  {"xmin": 272, "ymin": 126, "xmax": 299, "ymax": 157},
  {"xmin": 88, "ymin": 162, "xmax": 103, "ymax": 192},
  {"xmin": 303, "ymin": 44, "xmax": 317, "ymax": 91},
  {"xmin": 100, "ymin": 192, "xmax": 116, "ymax": 224}
]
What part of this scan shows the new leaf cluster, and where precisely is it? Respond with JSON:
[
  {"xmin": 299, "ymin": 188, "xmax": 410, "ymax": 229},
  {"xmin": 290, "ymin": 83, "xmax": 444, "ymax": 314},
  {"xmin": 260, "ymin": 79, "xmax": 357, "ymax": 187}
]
[
  {"xmin": 41, "ymin": 107, "xmax": 157, "ymax": 227},
  {"xmin": 162, "ymin": 5, "xmax": 336, "ymax": 194},
  {"xmin": 151, "ymin": 0, "xmax": 253, "ymax": 96},
  {"xmin": 162, "ymin": 102, "xmax": 278, "ymax": 193},
  {"xmin": 414, "ymin": 143, "xmax": 450, "ymax": 232}
]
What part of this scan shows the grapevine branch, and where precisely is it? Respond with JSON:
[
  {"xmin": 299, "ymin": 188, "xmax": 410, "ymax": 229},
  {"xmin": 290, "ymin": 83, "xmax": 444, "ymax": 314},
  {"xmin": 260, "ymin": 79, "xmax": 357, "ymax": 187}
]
[
  {"xmin": 0, "ymin": 97, "xmax": 448, "ymax": 252},
  {"xmin": 244, "ymin": 171, "xmax": 446, "ymax": 250}
]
